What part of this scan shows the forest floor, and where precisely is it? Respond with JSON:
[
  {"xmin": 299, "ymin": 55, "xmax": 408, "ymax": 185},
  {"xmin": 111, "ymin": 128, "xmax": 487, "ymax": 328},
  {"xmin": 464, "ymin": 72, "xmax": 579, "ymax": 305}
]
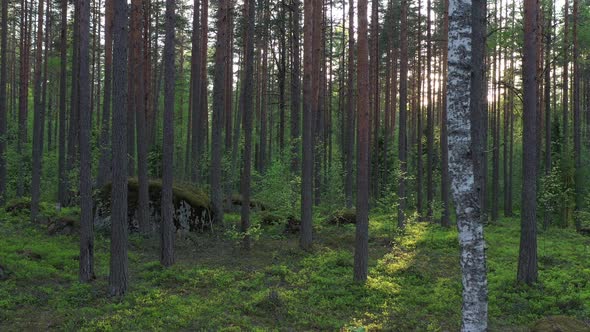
[{"xmin": 0, "ymin": 208, "xmax": 589, "ymax": 331}]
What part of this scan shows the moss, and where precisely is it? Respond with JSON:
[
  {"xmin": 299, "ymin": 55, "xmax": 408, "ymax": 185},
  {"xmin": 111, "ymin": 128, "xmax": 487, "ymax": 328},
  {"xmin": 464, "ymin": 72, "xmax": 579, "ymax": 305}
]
[
  {"xmin": 1, "ymin": 212, "xmax": 589, "ymax": 330},
  {"xmin": 226, "ymin": 193, "xmax": 268, "ymax": 211},
  {"xmin": 531, "ymin": 316, "xmax": 590, "ymax": 332},
  {"xmin": 578, "ymin": 228, "xmax": 590, "ymax": 236},
  {"xmin": 98, "ymin": 178, "xmax": 214, "ymax": 230},
  {"xmin": 258, "ymin": 211, "xmax": 283, "ymax": 225},
  {"xmin": 5, "ymin": 197, "xmax": 31, "ymax": 214},
  {"xmin": 47, "ymin": 216, "xmax": 79, "ymax": 236},
  {"xmin": 284, "ymin": 216, "xmax": 301, "ymax": 234},
  {"xmin": 99, "ymin": 178, "xmax": 211, "ymax": 211},
  {"xmin": 326, "ymin": 208, "xmax": 357, "ymax": 225}
]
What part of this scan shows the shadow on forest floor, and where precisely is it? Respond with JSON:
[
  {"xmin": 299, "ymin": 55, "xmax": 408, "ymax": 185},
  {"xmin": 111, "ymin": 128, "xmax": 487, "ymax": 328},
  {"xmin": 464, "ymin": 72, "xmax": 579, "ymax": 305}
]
[{"xmin": 0, "ymin": 209, "xmax": 589, "ymax": 331}]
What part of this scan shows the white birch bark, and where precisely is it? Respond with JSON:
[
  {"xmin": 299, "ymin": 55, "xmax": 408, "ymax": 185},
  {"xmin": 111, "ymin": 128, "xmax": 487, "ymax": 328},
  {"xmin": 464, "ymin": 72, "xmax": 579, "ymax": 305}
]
[{"xmin": 447, "ymin": 0, "xmax": 488, "ymax": 330}]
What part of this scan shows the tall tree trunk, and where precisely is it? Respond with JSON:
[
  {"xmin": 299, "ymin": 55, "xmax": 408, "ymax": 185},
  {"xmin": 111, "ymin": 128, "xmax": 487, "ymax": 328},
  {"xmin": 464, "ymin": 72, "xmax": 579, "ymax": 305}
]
[
  {"xmin": 0, "ymin": 0, "xmax": 7, "ymax": 205},
  {"xmin": 542, "ymin": 2, "xmax": 551, "ymax": 226},
  {"xmin": 161, "ymin": 0, "xmax": 176, "ymax": 267},
  {"xmin": 198, "ymin": 0, "xmax": 209, "ymax": 176},
  {"xmin": 311, "ymin": 0, "xmax": 322, "ymax": 206},
  {"xmin": 79, "ymin": 0, "xmax": 94, "ymax": 282},
  {"xmin": 190, "ymin": 0, "xmax": 201, "ymax": 183},
  {"xmin": 300, "ymin": 0, "xmax": 314, "ymax": 249},
  {"xmin": 354, "ymin": 0, "xmax": 369, "ymax": 283},
  {"xmin": 31, "ymin": 0, "xmax": 45, "ymax": 222},
  {"xmin": 58, "ymin": 0, "xmax": 68, "ymax": 206},
  {"xmin": 240, "ymin": 0, "xmax": 255, "ymax": 250},
  {"xmin": 397, "ymin": 0, "xmax": 408, "ymax": 228},
  {"xmin": 470, "ymin": 0, "xmax": 487, "ymax": 222},
  {"xmin": 17, "ymin": 0, "xmax": 31, "ymax": 198},
  {"xmin": 426, "ymin": 0, "xmax": 434, "ymax": 219},
  {"xmin": 290, "ymin": 0, "xmax": 301, "ymax": 174},
  {"xmin": 344, "ymin": 0, "xmax": 354, "ymax": 208},
  {"xmin": 572, "ymin": 0, "xmax": 581, "ymax": 231},
  {"xmin": 97, "ymin": 0, "xmax": 113, "ymax": 188},
  {"xmin": 440, "ymin": 0, "xmax": 450, "ymax": 227},
  {"xmin": 131, "ymin": 0, "xmax": 150, "ymax": 233},
  {"xmin": 109, "ymin": 0, "xmax": 130, "ymax": 297},
  {"xmin": 67, "ymin": 0, "xmax": 81, "ymax": 203},
  {"xmin": 517, "ymin": 0, "xmax": 539, "ymax": 285},
  {"xmin": 31, "ymin": 0, "xmax": 45, "ymax": 221},
  {"xmin": 211, "ymin": 0, "xmax": 228, "ymax": 224},
  {"xmin": 278, "ymin": 0, "xmax": 286, "ymax": 154},
  {"xmin": 369, "ymin": 0, "xmax": 378, "ymax": 199},
  {"xmin": 447, "ymin": 0, "xmax": 488, "ymax": 328}
]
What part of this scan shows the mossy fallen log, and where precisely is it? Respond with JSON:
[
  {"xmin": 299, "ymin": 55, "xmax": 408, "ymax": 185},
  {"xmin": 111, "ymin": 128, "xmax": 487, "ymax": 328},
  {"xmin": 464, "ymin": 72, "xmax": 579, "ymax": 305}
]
[
  {"xmin": 96, "ymin": 178, "xmax": 214, "ymax": 233},
  {"xmin": 531, "ymin": 316, "xmax": 590, "ymax": 332},
  {"xmin": 326, "ymin": 208, "xmax": 357, "ymax": 225}
]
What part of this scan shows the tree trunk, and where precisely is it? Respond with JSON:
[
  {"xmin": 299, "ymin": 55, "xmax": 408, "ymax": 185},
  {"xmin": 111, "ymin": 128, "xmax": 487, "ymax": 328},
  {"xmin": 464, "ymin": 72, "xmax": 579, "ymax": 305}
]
[
  {"xmin": 290, "ymin": 0, "xmax": 301, "ymax": 174},
  {"xmin": 572, "ymin": 0, "xmax": 581, "ymax": 231},
  {"xmin": 300, "ymin": 0, "xmax": 314, "ymax": 249},
  {"xmin": 211, "ymin": 0, "xmax": 228, "ymax": 225},
  {"xmin": 109, "ymin": 0, "xmax": 130, "ymax": 297},
  {"xmin": 0, "ymin": 0, "xmax": 7, "ymax": 205},
  {"xmin": 240, "ymin": 0, "xmax": 255, "ymax": 250},
  {"xmin": 447, "ymin": 0, "xmax": 488, "ymax": 328},
  {"xmin": 97, "ymin": 0, "xmax": 114, "ymax": 188},
  {"xmin": 31, "ymin": 0, "xmax": 45, "ymax": 221},
  {"xmin": 78, "ymin": 0, "xmax": 94, "ymax": 282},
  {"xmin": 344, "ymin": 0, "xmax": 354, "ymax": 208},
  {"xmin": 440, "ymin": 0, "xmax": 450, "ymax": 227},
  {"xmin": 517, "ymin": 0, "xmax": 539, "ymax": 285},
  {"xmin": 190, "ymin": 0, "xmax": 201, "ymax": 184},
  {"xmin": 58, "ymin": 0, "xmax": 68, "ymax": 206},
  {"xmin": 161, "ymin": 0, "xmax": 176, "ymax": 267},
  {"xmin": 131, "ymin": 0, "xmax": 150, "ymax": 233},
  {"xmin": 426, "ymin": 0, "xmax": 434, "ymax": 219},
  {"xmin": 67, "ymin": 1, "xmax": 81, "ymax": 203},
  {"xmin": 198, "ymin": 0, "xmax": 209, "ymax": 176},
  {"xmin": 470, "ymin": 0, "xmax": 487, "ymax": 222},
  {"xmin": 397, "ymin": 0, "xmax": 408, "ymax": 228},
  {"xmin": 17, "ymin": 0, "xmax": 31, "ymax": 198},
  {"xmin": 542, "ymin": 2, "xmax": 551, "ymax": 226},
  {"xmin": 354, "ymin": 0, "xmax": 369, "ymax": 283}
]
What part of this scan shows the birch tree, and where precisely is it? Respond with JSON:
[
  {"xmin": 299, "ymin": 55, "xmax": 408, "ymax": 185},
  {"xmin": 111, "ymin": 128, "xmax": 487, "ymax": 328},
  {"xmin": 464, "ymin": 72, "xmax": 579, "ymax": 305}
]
[{"xmin": 447, "ymin": 0, "xmax": 488, "ymax": 329}]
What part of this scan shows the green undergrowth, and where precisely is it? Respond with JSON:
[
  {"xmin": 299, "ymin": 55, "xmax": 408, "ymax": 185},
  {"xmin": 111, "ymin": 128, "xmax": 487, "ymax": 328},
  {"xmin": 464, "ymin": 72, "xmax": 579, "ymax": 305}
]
[{"xmin": 0, "ymin": 209, "xmax": 589, "ymax": 331}]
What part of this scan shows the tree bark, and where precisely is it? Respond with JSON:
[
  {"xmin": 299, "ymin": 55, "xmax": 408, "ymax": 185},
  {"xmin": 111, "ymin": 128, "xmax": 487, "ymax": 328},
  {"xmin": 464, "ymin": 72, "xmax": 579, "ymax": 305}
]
[
  {"xmin": 109, "ymin": 0, "xmax": 130, "ymax": 297},
  {"xmin": 240, "ymin": 0, "xmax": 255, "ymax": 250},
  {"xmin": 447, "ymin": 0, "xmax": 488, "ymax": 328},
  {"xmin": 354, "ymin": 0, "xmax": 369, "ymax": 283},
  {"xmin": 517, "ymin": 0, "xmax": 539, "ymax": 285},
  {"xmin": 440, "ymin": 0, "xmax": 450, "ymax": 227},
  {"xmin": 0, "ymin": 0, "xmax": 7, "ymax": 205},
  {"xmin": 290, "ymin": 0, "xmax": 301, "ymax": 174},
  {"xmin": 300, "ymin": 0, "xmax": 314, "ymax": 249},
  {"xmin": 572, "ymin": 0, "xmax": 581, "ymax": 231},
  {"xmin": 397, "ymin": 0, "xmax": 408, "ymax": 228},
  {"xmin": 30, "ymin": 0, "xmax": 45, "ymax": 221},
  {"xmin": 161, "ymin": 0, "xmax": 176, "ymax": 267},
  {"xmin": 58, "ymin": 0, "xmax": 68, "ymax": 206},
  {"xmin": 344, "ymin": 0, "xmax": 354, "ymax": 208},
  {"xmin": 97, "ymin": 0, "xmax": 114, "ymax": 188},
  {"xmin": 78, "ymin": 0, "xmax": 95, "ymax": 282},
  {"xmin": 211, "ymin": 0, "xmax": 228, "ymax": 225},
  {"xmin": 190, "ymin": 0, "xmax": 206, "ymax": 184},
  {"xmin": 17, "ymin": 0, "xmax": 31, "ymax": 198},
  {"xmin": 67, "ymin": 1, "xmax": 81, "ymax": 203},
  {"xmin": 131, "ymin": 0, "xmax": 150, "ymax": 234}
]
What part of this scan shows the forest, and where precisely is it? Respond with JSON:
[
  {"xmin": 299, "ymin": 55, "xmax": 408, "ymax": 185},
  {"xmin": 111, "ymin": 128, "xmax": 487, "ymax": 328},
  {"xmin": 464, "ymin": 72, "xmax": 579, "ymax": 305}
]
[{"xmin": 0, "ymin": 0, "xmax": 590, "ymax": 330}]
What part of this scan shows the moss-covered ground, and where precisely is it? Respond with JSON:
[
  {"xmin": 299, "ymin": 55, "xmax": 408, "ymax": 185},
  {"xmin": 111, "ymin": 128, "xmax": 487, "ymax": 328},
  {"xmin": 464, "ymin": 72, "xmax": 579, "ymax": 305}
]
[{"xmin": 0, "ymin": 209, "xmax": 589, "ymax": 331}]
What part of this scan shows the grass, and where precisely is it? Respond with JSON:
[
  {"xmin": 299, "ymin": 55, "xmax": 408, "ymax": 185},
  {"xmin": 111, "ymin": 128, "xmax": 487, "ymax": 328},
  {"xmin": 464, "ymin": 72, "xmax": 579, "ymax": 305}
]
[{"xmin": 0, "ymin": 208, "xmax": 589, "ymax": 331}]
